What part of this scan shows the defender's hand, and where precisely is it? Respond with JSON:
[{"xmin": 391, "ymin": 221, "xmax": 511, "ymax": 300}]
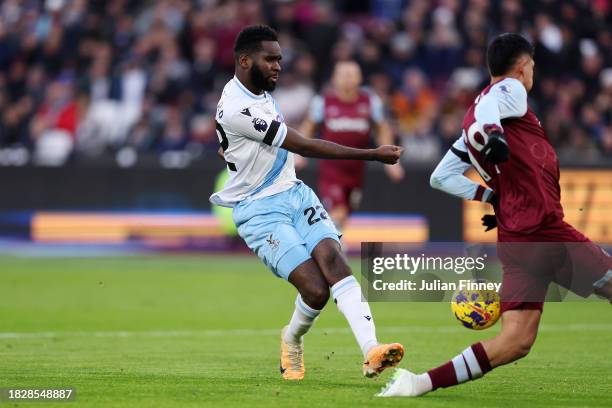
[
  {"xmin": 373, "ymin": 145, "xmax": 404, "ymax": 164},
  {"xmin": 481, "ymin": 214, "xmax": 497, "ymax": 231},
  {"xmin": 483, "ymin": 131, "xmax": 509, "ymax": 164}
]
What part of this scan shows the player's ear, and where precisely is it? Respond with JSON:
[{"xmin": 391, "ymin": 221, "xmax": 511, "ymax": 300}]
[
  {"xmin": 516, "ymin": 55, "xmax": 529, "ymax": 76},
  {"xmin": 238, "ymin": 53, "xmax": 252, "ymax": 70}
]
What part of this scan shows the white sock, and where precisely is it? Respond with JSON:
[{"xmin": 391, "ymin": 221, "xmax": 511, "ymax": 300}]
[
  {"xmin": 331, "ymin": 275, "xmax": 378, "ymax": 357},
  {"xmin": 283, "ymin": 295, "xmax": 320, "ymax": 344}
]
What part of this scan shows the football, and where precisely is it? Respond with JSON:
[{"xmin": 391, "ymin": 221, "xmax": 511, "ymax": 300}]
[{"xmin": 451, "ymin": 283, "xmax": 501, "ymax": 330}]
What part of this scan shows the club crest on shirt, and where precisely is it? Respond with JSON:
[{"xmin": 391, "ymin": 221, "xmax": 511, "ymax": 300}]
[
  {"xmin": 266, "ymin": 234, "xmax": 279, "ymax": 250},
  {"xmin": 252, "ymin": 118, "xmax": 268, "ymax": 132}
]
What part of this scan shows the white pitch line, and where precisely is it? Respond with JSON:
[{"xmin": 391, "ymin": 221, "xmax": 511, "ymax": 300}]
[{"xmin": 0, "ymin": 324, "xmax": 611, "ymax": 340}]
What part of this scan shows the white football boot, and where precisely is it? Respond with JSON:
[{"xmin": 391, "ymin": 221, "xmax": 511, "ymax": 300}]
[{"xmin": 376, "ymin": 368, "xmax": 430, "ymax": 397}]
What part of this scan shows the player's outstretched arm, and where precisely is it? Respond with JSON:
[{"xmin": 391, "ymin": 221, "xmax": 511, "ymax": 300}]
[{"xmin": 281, "ymin": 126, "xmax": 404, "ymax": 164}]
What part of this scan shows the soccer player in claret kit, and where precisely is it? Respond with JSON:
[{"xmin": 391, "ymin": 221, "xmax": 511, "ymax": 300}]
[
  {"xmin": 298, "ymin": 61, "xmax": 404, "ymax": 231},
  {"xmin": 210, "ymin": 25, "xmax": 405, "ymax": 381},
  {"xmin": 379, "ymin": 33, "xmax": 612, "ymax": 397}
]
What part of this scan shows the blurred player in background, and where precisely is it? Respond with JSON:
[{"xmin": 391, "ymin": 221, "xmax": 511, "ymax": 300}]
[
  {"xmin": 297, "ymin": 61, "xmax": 404, "ymax": 231},
  {"xmin": 379, "ymin": 33, "xmax": 612, "ymax": 398},
  {"xmin": 211, "ymin": 25, "xmax": 405, "ymax": 381}
]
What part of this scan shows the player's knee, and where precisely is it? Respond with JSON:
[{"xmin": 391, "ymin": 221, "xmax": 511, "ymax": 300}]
[{"xmin": 301, "ymin": 283, "xmax": 329, "ymax": 310}]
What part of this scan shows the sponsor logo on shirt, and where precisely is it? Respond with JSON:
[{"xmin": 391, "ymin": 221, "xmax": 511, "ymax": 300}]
[{"xmin": 326, "ymin": 117, "xmax": 370, "ymax": 132}]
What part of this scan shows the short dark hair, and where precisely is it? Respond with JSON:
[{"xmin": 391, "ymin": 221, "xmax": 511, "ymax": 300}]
[
  {"xmin": 486, "ymin": 33, "xmax": 534, "ymax": 76},
  {"xmin": 233, "ymin": 25, "xmax": 278, "ymax": 59}
]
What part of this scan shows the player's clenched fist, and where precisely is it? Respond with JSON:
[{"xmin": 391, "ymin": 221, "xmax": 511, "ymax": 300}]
[{"xmin": 373, "ymin": 145, "xmax": 404, "ymax": 164}]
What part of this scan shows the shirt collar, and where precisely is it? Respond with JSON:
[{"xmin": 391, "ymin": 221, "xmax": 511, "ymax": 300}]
[{"xmin": 233, "ymin": 76, "xmax": 266, "ymax": 100}]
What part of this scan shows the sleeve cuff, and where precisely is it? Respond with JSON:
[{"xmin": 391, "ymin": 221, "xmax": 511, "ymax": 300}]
[
  {"xmin": 480, "ymin": 187, "xmax": 494, "ymax": 203},
  {"xmin": 474, "ymin": 185, "xmax": 494, "ymax": 202},
  {"xmin": 272, "ymin": 123, "xmax": 287, "ymax": 147},
  {"xmin": 262, "ymin": 121, "xmax": 286, "ymax": 146}
]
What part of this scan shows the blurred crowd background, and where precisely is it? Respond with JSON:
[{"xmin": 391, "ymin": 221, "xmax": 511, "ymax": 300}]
[{"xmin": 0, "ymin": 0, "xmax": 610, "ymax": 167}]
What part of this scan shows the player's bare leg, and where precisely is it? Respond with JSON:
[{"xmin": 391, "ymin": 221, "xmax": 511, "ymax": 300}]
[
  {"xmin": 481, "ymin": 309, "xmax": 541, "ymax": 366},
  {"xmin": 378, "ymin": 309, "xmax": 540, "ymax": 396},
  {"xmin": 311, "ymin": 239, "xmax": 404, "ymax": 377},
  {"xmin": 280, "ymin": 260, "xmax": 330, "ymax": 380}
]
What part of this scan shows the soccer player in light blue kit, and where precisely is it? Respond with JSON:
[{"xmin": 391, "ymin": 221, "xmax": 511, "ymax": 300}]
[{"xmin": 210, "ymin": 25, "xmax": 405, "ymax": 380}]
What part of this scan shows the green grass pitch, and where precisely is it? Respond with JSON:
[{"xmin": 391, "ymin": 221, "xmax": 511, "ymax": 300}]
[{"xmin": 1, "ymin": 255, "xmax": 610, "ymax": 407}]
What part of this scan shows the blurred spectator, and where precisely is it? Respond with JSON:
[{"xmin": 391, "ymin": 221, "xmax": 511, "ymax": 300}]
[
  {"xmin": 401, "ymin": 116, "xmax": 441, "ymax": 164},
  {"xmin": 30, "ymin": 75, "xmax": 78, "ymax": 165},
  {"xmin": 558, "ymin": 125, "xmax": 601, "ymax": 163},
  {"xmin": 273, "ymin": 53, "xmax": 316, "ymax": 127},
  {"xmin": 391, "ymin": 68, "xmax": 437, "ymax": 135},
  {"xmin": 0, "ymin": 0, "xmax": 609, "ymax": 166}
]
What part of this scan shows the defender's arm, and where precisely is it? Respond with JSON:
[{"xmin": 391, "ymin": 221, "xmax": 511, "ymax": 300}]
[{"xmin": 430, "ymin": 138, "xmax": 495, "ymax": 203}]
